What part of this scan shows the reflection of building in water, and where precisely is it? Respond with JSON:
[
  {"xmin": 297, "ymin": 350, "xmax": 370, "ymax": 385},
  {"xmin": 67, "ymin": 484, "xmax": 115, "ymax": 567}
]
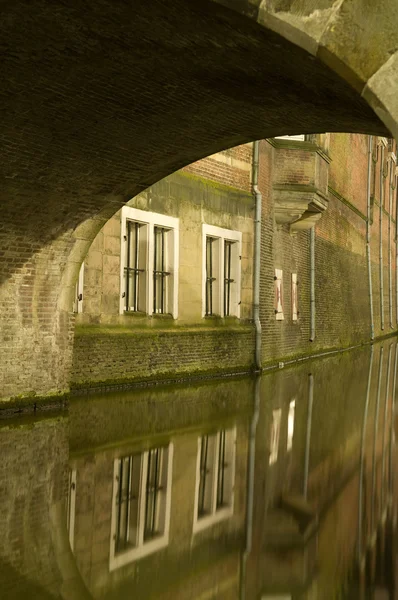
[
  {"xmin": 68, "ymin": 379, "xmax": 251, "ymax": 599},
  {"xmin": 245, "ymin": 343, "xmax": 398, "ymax": 599},
  {"xmin": 63, "ymin": 343, "xmax": 398, "ymax": 599}
]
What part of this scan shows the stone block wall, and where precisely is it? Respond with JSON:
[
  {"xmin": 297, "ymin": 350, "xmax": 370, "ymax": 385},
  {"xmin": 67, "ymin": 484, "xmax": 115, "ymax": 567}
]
[
  {"xmin": 72, "ymin": 145, "xmax": 255, "ymax": 389},
  {"xmin": 80, "ymin": 166, "xmax": 254, "ymax": 325}
]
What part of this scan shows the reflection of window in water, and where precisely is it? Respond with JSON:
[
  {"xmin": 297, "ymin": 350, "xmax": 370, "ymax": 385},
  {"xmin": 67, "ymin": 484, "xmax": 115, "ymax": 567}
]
[
  {"xmin": 110, "ymin": 444, "xmax": 173, "ymax": 570},
  {"xmin": 287, "ymin": 400, "xmax": 296, "ymax": 451},
  {"xmin": 269, "ymin": 409, "xmax": 282, "ymax": 465},
  {"xmin": 66, "ymin": 468, "xmax": 77, "ymax": 550},
  {"xmin": 193, "ymin": 428, "xmax": 236, "ymax": 532}
]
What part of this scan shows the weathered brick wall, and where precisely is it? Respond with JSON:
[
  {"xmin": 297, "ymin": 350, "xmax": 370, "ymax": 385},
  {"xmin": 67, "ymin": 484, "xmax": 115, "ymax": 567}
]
[
  {"xmin": 258, "ymin": 139, "xmax": 312, "ymax": 364},
  {"xmin": 0, "ymin": 0, "xmax": 391, "ymax": 406},
  {"xmin": 71, "ymin": 325, "xmax": 254, "ymax": 389},
  {"xmin": 258, "ymin": 134, "xmax": 398, "ymax": 366},
  {"xmin": 183, "ymin": 144, "xmax": 252, "ymax": 192},
  {"xmin": 73, "ymin": 154, "xmax": 255, "ymax": 389}
]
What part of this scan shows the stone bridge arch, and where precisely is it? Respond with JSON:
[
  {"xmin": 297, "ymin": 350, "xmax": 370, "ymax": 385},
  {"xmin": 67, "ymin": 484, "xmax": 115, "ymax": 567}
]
[{"xmin": 1, "ymin": 0, "xmax": 398, "ymax": 402}]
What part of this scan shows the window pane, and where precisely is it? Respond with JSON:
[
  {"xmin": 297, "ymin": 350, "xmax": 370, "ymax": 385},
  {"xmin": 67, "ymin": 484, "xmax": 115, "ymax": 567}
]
[
  {"xmin": 224, "ymin": 241, "xmax": 235, "ymax": 317},
  {"xmin": 125, "ymin": 221, "xmax": 146, "ymax": 312},
  {"xmin": 144, "ymin": 447, "xmax": 169, "ymax": 541},
  {"xmin": 216, "ymin": 430, "xmax": 227, "ymax": 508},
  {"xmin": 115, "ymin": 455, "xmax": 141, "ymax": 553},
  {"xmin": 206, "ymin": 237, "xmax": 216, "ymax": 316},
  {"xmin": 198, "ymin": 434, "xmax": 216, "ymax": 517},
  {"xmin": 153, "ymin": 227, "xmax": 170, "ymax": 314}
]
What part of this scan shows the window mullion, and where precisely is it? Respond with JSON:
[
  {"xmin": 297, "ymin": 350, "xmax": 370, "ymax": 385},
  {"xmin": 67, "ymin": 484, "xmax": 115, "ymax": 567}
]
[
  {"xmin": 161, "ymin": 229, "xmax": 165, "ymax": 314},
  {"xmin": 219, "ymin": 239, "xmax": 224, "ymax": 317},
  {"xmin": 209, "ymin": 239, "xmax": 213, "ymax": 315},
  {"xmin": 134, "ymin": 222, "xmax": 139, "ymax": 311},
  {"xmin": 125, "ymin": 221, "xmax": 131, "ymax": 311},
  {"xmin": 147, "ymin": 225, "xmax": 154, "ymax": 315}
]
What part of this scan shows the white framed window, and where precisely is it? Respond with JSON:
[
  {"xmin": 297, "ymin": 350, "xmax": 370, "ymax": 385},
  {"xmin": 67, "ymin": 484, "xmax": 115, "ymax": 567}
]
[
  {"xmin": 193, "ymin": 428, "xmax": 236, "ymax": 533},
  {"xmin": 269, "ymin": 409, "xmax": 282, "ymax": 465},
  {"xmin": 66, "ymin": 468, "xmax": 77, "ymax": 551},
  {"xmin": 291, "ymin": 273, "xmax": 298, "ymax": 321},
  {"xmin": 120, "ymin": 207, "xmax": 179, "ymax": 318},
  {"xmin": 109, "ymin": 444, "xmax": 173, "ymax": 570},
  {"xmin": 72, "ymin": 263, "xmax": 84, "ymax": 314},
  {"xmin": 274, "ymin": 269, "xmax": 284, "ymax": 321},
  {"xmin": 287, "ymin": 400, "xmax": 296, "ymax": 452},
  {"xmin": 202, "ymin": 224, "xmax": 242, "ymax": 318}
]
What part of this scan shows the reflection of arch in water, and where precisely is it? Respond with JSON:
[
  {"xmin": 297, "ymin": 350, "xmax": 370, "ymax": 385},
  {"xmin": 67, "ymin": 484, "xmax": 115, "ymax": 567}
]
[
  {"xmin": 0, "ymin": 417, "xmax": 91, "ymax": 600},
  {"xmin": 2, "ymin": 0, "xmax": 398, "ymax": 402}
]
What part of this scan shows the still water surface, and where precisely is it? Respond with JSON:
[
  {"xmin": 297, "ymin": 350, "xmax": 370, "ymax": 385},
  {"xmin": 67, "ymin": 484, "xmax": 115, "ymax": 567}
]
[{"xmin": 1, "ymin": 341, "xmax": 398, "ymax": 599}]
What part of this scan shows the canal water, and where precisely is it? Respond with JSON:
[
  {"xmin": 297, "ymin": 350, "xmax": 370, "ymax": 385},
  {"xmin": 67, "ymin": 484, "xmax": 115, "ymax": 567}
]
[{"xmin": 1, "ymin": 340, "xmax": 398, "ymax": 599}]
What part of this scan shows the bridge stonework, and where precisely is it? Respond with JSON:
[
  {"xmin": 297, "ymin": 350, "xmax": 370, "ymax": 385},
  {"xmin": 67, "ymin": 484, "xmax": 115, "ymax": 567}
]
[{"xmin": 1, "ymin": 0, "xmax": 398, "ymax": 402}]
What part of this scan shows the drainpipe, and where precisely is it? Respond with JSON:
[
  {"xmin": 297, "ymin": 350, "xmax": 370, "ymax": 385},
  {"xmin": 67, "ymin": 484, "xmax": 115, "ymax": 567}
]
[
  {"xmin": 380, "ymin": 143, "xmax": 385, "ymax": 331},
  {"xmin": 309, "ymin": 228, "xmax": 316, "ymax": 342},
  {"xmin": 357, "ymin": 346, "xmax": 374, "ymax": 564},
  {"xmin": 252, "ymin": 141, "xmax": 262, "ymax": 370},
  {"xmin": 303, "ymin": 373, "xmax": 314, "ymax": 498},
  {"xmin": 388, "ymin": 159, "xmax": 393, "ymax": 328},
  {"xmin": 367, "ymin": 136, "xmax": 375, "ymax": 340}
]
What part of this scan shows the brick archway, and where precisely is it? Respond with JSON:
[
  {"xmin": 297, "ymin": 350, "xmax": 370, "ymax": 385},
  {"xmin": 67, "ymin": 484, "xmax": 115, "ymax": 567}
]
[{"xmin": 0, "ymin": 0, "xmax": 396, "ymax": 402}]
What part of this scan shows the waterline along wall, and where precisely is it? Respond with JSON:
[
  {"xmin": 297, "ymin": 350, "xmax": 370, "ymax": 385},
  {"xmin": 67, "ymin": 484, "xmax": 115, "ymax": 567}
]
[{"xmin": 71, "ymin": 134, "xmax": 398, "ymax": 390}]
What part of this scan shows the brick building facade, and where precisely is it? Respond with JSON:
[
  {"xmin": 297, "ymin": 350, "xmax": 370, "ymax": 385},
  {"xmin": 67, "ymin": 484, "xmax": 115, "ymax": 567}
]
[{"xmin": 71, "ymin": 134, "xmax": 398, "ymax": 390}]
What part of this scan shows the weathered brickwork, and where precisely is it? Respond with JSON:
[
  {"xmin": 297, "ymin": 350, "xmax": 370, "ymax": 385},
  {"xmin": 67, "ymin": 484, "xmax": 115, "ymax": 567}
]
[
  {"xmin": 183, "ymin": 144, "xmax": 252, "ymax": 192},
  {"xmin": 72, "ymin": 326, "xmax": 254, "ymax": 389},
  {"xmin": 71, "ymin": 132, "xmax": 398, "ymax": 391},
  {"xmin": 0, "ymin": 0, "xmax": 396, "ymax": 404},
  {"xmin": 3, "ymin": 128, "xmax": 398, "ymax": 402},
  {"xmin": 72, "ymin": 149, "xmax": 255, "ymax": 389},
  {"xmin": 257, "ymin": 133, "xmax": 398, "ymax": 367}
]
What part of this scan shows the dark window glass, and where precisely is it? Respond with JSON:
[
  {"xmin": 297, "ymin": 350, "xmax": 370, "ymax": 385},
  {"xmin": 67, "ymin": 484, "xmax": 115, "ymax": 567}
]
[
  {"xmin": 153, "ymin": 227, "xmax": 170, "ymax": 314},
  {"xmin": 124, "ymin": 221, "xmax": 145, "ymax": 312}
]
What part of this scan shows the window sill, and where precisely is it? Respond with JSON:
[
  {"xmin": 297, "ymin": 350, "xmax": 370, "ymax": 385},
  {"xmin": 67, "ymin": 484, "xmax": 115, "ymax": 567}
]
[
  {"xmin": 109, "ymin": 535, "xmax": 169, "ymax": 571},
  {"xmin": 123, "ymin": 311, "xmax": 174, "ymax": 320},
  {"xmin": 203, "ymin": 315, "xmax": 240, "ymax": 324},
  {"xmin": 192, "ymin": 506, "xmax": 233, "ymax": 534}
]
